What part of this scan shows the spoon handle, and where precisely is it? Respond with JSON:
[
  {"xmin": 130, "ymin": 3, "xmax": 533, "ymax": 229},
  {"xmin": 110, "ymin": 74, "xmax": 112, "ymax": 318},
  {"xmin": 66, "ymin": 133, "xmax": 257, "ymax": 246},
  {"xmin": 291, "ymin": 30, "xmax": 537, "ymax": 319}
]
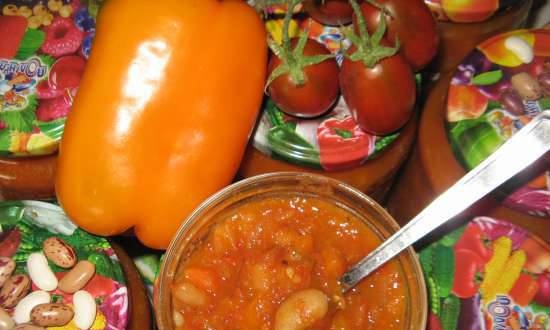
[{"xmin": 340, "ymin": 110, "xmax": 550, "ymax": 292}]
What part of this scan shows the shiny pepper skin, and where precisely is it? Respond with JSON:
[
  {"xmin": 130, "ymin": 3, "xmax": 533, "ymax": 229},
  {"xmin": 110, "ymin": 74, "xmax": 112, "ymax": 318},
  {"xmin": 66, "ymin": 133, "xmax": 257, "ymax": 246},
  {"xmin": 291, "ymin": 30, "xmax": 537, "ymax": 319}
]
[{"xmin": 56, "ymin": 0, "xmax": 267, "ymax": 249}]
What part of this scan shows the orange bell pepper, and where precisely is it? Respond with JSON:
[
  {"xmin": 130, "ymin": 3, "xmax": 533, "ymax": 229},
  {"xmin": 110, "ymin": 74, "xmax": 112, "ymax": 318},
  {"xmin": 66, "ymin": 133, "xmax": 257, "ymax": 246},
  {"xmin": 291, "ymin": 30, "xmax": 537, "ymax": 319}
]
[{"xmin": 56, "ymin": 0, "xmax": 267, "ymax": 249}]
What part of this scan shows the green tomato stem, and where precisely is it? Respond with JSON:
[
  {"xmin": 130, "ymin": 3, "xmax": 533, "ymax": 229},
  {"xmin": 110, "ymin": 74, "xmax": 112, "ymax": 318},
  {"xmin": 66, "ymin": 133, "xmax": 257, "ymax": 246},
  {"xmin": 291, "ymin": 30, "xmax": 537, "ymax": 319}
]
[
  {"xmin": 344, "ymin": 0, "xmax": 399, "ymax": 68},
  {"xmin": 282, "ymin": 0, "xmax": 301, "ymax": 54},
  {"xmin": 265, "ymin": 0, "xmax": 336, "ymax": 89},
  {"xmin": 348, "ymin": 0, "xmax": 369, "ymax": 45}
]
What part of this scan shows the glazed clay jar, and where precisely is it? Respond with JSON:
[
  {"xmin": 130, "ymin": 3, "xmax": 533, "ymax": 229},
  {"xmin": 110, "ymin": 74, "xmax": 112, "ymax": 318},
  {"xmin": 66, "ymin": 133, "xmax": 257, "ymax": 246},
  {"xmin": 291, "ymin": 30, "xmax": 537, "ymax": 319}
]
[
  {"xmin": 239, "ymin": 18, "xmax": 418, "ymax": 204},
  {"xmin": 387, "ymin": 29, "xmax": 550, "ymax": 242},
  {"xmin": 425, "ymin": 0, "xmax": 533, "ymax": 75},
  {"xmin": 0, "ymin": 0, "xmax": 96, "ymax": 199}
]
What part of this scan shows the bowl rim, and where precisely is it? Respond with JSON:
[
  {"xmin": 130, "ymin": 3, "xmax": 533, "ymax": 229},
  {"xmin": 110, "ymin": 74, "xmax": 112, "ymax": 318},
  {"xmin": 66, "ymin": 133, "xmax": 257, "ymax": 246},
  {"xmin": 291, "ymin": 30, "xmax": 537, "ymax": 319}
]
[{"xmin": 156, "ymin": 172, "xmax": 427, "ymax": 330}]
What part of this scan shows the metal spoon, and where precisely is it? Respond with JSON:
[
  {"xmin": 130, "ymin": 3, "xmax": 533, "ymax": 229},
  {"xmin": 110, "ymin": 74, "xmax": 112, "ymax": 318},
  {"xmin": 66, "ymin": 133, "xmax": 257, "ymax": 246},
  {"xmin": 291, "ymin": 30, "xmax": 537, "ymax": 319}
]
[{"xmin": 340, "ymin": 110, "xmax": 550, "ymax": 292}]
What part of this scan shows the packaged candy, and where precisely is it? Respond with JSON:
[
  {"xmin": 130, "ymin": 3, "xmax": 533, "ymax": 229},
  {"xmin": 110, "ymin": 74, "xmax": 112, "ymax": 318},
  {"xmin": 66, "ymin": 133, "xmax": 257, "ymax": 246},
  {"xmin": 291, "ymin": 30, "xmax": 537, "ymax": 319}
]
[{"xmin": 0, "ymin": 0, "xmax": 98, "ymax": 156}]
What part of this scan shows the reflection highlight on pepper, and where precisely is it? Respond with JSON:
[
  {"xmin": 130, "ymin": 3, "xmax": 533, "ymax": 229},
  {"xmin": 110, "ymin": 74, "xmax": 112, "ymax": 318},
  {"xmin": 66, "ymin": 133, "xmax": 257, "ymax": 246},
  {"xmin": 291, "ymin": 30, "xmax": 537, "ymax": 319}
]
[{"xmin": 116, "ymin": 40, "xmax": 171, "ymax": 136}]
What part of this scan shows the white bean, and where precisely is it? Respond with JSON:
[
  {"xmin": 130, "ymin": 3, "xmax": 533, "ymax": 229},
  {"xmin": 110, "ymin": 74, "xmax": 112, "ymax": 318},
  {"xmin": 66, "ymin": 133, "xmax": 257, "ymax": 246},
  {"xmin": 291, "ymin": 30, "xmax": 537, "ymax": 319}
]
[
  {"xmin": 172, "ymin": 282, "xmax": 206, "ymax": 307},
  {"xmin": 274, "ymin": 289, "xmax": 328, "ymax": 330},
  {"xmin": 72, "ymin": 290, "xmax": 96, "ymax": 330},
  {"xmin": 13, "ymin": 291, "xmax": 50, "ymax": 324},
  {"xmin": 0, "ymin": 308, "xmax": 15, "ymax": 330},
  {"xmin": 172, "ymin": 311, "xmax": 184, "ymax": 327},
  {"xmin": 504, "ymin": 36, "xmax": 534, "ymax": 64},
  {"xmin": 27, "ymin": 253, "xmax": 57, "ymax": 292}
]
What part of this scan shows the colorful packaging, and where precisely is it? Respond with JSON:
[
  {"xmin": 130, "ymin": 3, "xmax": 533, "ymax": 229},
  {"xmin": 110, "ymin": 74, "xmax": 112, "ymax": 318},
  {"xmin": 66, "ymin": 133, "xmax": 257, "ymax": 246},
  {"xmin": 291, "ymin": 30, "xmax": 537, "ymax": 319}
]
[
  {"xmin": 133, "ymin": 254, "xmax": 161, "ymax": 298},
  {"xmin": 0, "ymin": 0, "xmax": 99, "ymax": 156},
  {"xmin": 252, "ymin": 16, "xmax": 405, "ymax": 171},
  {"xmin": 446, "ymin": 29, "xmax": 550, "ymax": 217},
  {"xmin": 0, "ymin": 200, "xmax": 129, "ymax": 329},
  {"xmin": 420, "ymin": 217, "xmax": 549, "ymax": 330},
  {"xmin": 425, "ymin": 0, "xmax": 522, "ymax": 23}
]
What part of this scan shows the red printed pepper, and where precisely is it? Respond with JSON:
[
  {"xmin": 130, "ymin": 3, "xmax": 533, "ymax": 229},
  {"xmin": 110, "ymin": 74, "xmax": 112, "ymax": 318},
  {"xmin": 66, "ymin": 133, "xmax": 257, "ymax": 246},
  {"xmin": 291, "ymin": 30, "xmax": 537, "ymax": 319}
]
[
  {"xmin": 454, "ymin": 223, "xmax": 492, "ymax": 262},
  {"xmin": 317, "ymin": 116, "xmax": 374, "ymax": 171},
  {"xmin": 427, "ymin": 312, "xmax": 443, "ymax": 330},
  {"xmin": 452, "ymin": 249, "xmax": 484, "ymax": 298},
  {"xmin": 508, "ymin": 273, "xmax": 539, "ymax": 306}
]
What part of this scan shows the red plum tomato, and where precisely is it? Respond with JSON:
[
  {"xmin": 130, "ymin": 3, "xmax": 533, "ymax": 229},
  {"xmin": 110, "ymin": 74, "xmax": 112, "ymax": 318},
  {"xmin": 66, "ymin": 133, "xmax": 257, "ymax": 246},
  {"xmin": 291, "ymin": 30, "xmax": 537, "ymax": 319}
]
[
  {"xmin": 358, "ymin": 0, "xmax": 439, "ymax": 71},
  {"xmin": 339, "ymin": 52, "xmax": 415, "ymax": 135},
  {"xmin": 267, "ymin": 38, "xmax": 340, "ymax": 118},
  {"xmin": 303, "ymin": 0, "xmax": 354, "ymax": 26}
]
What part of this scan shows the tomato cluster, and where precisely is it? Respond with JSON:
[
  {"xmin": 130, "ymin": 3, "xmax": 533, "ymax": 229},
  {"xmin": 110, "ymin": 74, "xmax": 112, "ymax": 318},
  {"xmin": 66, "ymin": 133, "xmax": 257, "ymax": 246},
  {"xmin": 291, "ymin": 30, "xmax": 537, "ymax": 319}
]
[{"xmin": 266, "ymin": 0, "xmax": 438, "ymax": 136}]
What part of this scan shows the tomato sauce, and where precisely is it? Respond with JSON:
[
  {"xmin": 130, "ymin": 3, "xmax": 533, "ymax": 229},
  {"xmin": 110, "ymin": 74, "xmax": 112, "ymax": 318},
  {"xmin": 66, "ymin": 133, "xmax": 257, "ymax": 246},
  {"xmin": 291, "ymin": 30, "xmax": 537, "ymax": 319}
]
[{"xmin": 171, "ymin": 196, "xmax": 407, "ymax": 329}]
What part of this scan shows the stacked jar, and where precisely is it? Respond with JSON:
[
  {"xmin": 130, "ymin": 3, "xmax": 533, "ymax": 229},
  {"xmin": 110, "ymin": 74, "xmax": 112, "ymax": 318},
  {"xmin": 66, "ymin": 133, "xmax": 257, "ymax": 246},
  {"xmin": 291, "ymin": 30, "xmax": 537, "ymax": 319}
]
[
  {"xmin": 239, "ymin": 0, "xmax": 441, "ymax": 203},
  {"xmin": 387, "ymin": 28, "xmax": 550, "ymax": 242},
  {"xmin": 0, "ymin": 0, "xmax": 97, "ymax": 200},
  {"xmin": 424, "ymin": 0, "xmax": 533, "ymax": 75},
  {"xmin": 419, "ymin": 216, "xmax": 550, "ymax": 329}
]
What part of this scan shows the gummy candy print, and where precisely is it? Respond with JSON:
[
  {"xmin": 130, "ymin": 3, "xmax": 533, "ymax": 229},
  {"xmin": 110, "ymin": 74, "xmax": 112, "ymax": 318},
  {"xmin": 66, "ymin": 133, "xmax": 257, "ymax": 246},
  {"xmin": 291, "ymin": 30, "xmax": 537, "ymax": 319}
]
[{"xmin": 0, "ymin": 0, "xmax": 99, "ymax": 156}]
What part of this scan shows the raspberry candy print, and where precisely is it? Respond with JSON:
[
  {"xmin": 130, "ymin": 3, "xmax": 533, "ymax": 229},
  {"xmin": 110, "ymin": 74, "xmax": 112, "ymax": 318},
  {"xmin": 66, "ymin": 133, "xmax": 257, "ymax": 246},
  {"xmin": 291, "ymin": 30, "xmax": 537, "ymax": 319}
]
[
  {"xmin": 41, "ymin": 17, "xmax": 84, "ymax": 57},
  {"xmin": 36, "ymin": 80, "xmax": 64, "ymax": 99},
  {"xmin": 36, "ymin": 94, "xmax": 72, "ymax": 122}
]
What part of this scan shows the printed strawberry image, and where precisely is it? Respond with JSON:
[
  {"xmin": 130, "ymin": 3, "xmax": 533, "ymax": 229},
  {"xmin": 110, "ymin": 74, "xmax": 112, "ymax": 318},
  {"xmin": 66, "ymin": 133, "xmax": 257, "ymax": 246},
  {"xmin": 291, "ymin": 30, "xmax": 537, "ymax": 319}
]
[{"xmin": 0, "ymin": 16, "xmax": 28, "ymax": 59}]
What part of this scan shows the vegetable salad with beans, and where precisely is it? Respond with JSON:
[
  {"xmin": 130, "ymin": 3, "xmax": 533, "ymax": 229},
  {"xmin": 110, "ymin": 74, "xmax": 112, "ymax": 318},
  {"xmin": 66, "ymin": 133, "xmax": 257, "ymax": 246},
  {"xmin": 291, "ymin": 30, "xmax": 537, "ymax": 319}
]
[
  {"xmin": 0, "ymin": 201, "xmax": 129, "ymax": 330},
  {"xmin": 171, "ymin": 196, "xmax": 408, "ymax": 329}
]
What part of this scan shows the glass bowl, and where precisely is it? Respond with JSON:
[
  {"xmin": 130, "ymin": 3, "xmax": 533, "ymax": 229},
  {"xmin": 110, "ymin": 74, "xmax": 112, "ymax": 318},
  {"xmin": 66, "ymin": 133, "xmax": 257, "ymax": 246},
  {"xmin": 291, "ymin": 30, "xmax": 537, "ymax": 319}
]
[{"xmin": 155, "ymin": 172, "xmax": 427, "ymax": 329}]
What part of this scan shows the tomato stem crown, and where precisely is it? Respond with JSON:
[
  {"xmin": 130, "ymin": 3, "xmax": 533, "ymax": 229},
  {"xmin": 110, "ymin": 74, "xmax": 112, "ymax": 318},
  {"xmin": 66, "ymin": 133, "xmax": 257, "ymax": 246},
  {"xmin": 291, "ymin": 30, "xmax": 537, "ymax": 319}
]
[
  {"xmin": 344, "ymin": 0, "xmax": 399, "ymax": 68},
  {"xmin": 265, "ymin": 0, "xmax": 335, "ymax": 88}
]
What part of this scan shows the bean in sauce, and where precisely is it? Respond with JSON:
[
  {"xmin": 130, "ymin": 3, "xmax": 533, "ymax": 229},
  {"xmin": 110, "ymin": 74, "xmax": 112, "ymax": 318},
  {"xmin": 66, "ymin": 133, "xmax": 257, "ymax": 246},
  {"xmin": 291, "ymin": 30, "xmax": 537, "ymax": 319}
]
[{"xmin": 171, "ymin": 196, "xmax": 407, "ymax": 329}]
